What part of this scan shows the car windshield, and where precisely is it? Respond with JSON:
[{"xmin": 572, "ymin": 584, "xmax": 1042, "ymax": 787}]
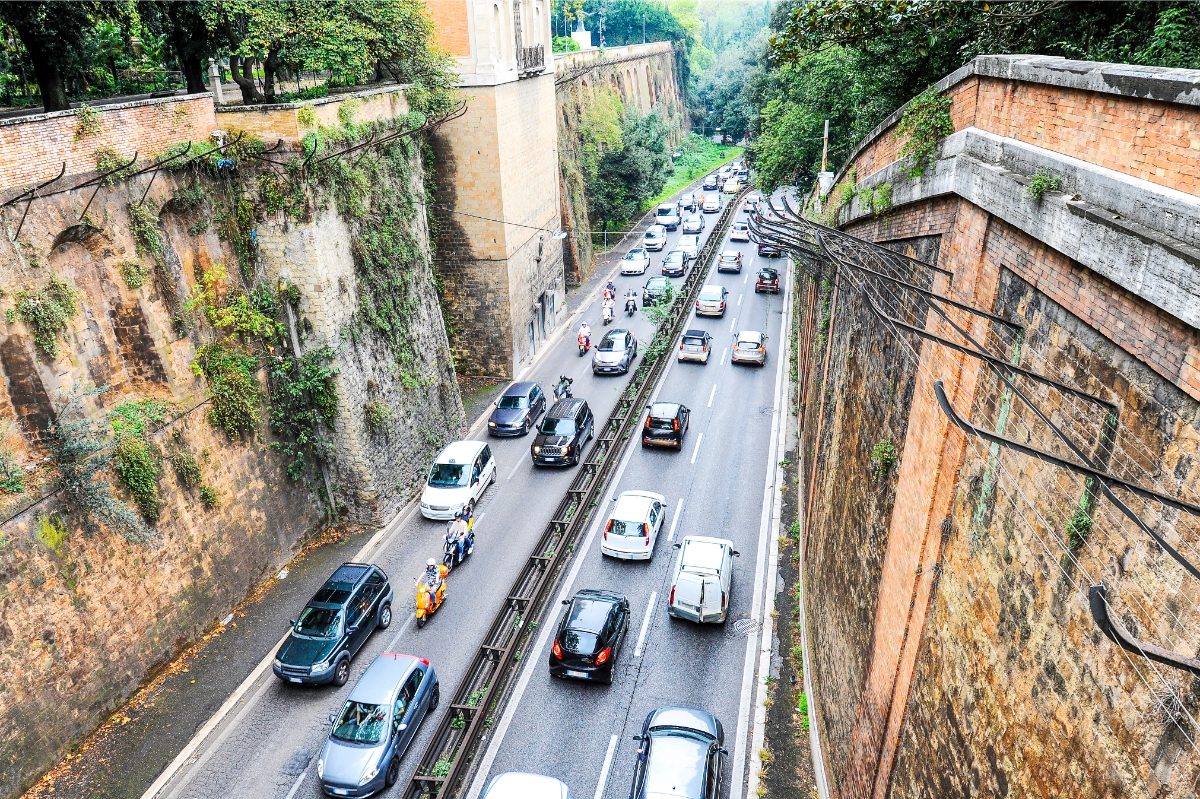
[
  {"xmin": 428, "ymin": 462, "xmax": 468, "ymax": 487},
  {"xmin": 294, "ymin": 606, "xmax": 341, "ymax": 639},
  {"xmin": 699, "ymin": 288, "xmax": 722, "ymax": 300},
  {"xmin": 648, "ymin": 279, "xmax": 667, "ymax": 290},
  {"xmin": 682, "ymin": 336, "xmax": 706, "ymax": 347},
  {"xmin": 598, "ymin": 336, "xmax": 626, "ymax": 352},
  {"xmin": 331, "ymin": 700, "xmax": 388, "ymax": 745},
  {"xmin": 541, "ymin": 417, "xmax": 575, "ymax": 435},
  {"xmin": 498, "ymin": 395, "xmax": 528, "ymax": 410},
  {"xmin": 666, "ymin": 252, "xmax": 684, "ymax": 263}
]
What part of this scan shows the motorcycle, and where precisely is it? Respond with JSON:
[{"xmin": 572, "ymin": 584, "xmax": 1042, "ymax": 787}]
[
  {"xmin": 415, "ymin": 565, "xmax": 449, "ymax": 628},
  {"xmin": 624, "ymin": 296, "xmax": 637, "ymax": 317},
  {"xmin": 554, "ymin": 375, "xmax": 574, "ymax": 400},
  {"xmin": 442, "ymin": 518, "xmax": 476, "ymax": 570},
  {"xmin": 602, "ymin": 304, "xmax": 614, "ymax": 325},
  {"xmin": 578, "ymin": 334, "xmax": 591, "ymax": 356}
]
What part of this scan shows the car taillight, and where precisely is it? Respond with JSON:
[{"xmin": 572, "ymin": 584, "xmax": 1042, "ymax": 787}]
[
  {"xmin": 722, "ymin": 593, "xmax": 727, "ymax": 610},
  {"xmin": 604, "ymin": 519, "xmax": 612, "ymax": 540},
  {"xmin": 644, "ymin": 417, "xmax": 652, "ymax": 430},
  {"xmin": 595, "ymin": 647, "xmax": 611, "ymax": 665},
  {"xmin": 669, "ymin": 586, "xmax": 675, "ymax": 605},
  {"xmin": 673, "ymin": 419, "xmax": 680, "ymax": 431},
  {"xmin": 679, "ymin": 342, "xmax": 684, "ymax": 350},
  {"xmin": 642, "ymin": 522, "xmax": 651, "ymax": 540},
  {"xmin": 552, "ymin": 640, "xmax": 563, "ymax": 659},
  {"xmin": 695, "ymin": 300, "xmax": 701, "ymax": 309}
]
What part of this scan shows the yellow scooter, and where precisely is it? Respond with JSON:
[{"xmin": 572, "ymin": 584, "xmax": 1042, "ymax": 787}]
[{"xmin": 415, "ymin": 562, "xmax": 449, "ymax": 629}]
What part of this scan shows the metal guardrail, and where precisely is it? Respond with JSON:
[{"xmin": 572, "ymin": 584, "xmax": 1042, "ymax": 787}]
[{"xmin": 402, "ymin": 188, "xmax": 749, "ymax": 799}]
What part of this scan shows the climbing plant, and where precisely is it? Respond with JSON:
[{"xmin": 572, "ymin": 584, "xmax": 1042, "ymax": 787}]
[
  {"xmin": 15, "ymin": 277, "xmax": 80, "ymax": 357},
  {"xmin": 870, "ymin": 438, "xmax": 898, "ymax": 482},
  {"xmin": 128, "ymin": 200, "xmax": 165, "ymax": 262},
  {"xmin": 895, "ymin": 87, "xmax": 953, "ymax": 178},
  {"xmin": 192, "ymin": 342, "xmax": 263, "ymax": 439},
  {"xmin": 110, "ymin": 399, "xmax": 167, "ymax": 522},
  {"xmin": 267, "ymin": 346, "xmax": 339, "ymax": 481}
]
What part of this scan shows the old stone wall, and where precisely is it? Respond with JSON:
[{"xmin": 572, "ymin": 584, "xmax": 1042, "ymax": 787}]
[
  {"xmin": 554, "ymin": 42, "xmax": 687, "ymax": 283},
  {"xmin": 0, "ymin": 105, "xmax": 459, "ymax": 795},
  {"xmin": 798, "ymin": 55, "xmax": 1200, "ymax": 798}
]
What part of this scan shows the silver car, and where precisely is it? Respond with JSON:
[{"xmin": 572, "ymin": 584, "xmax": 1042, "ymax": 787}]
[
  {"xmin": 621, "ymin": 247, "xmax": 651, "ymax": 275},
  {"xmin": 643, "ymin": 224, "xmax": 667, "ymax": 251},
  {"xmin": 694, "ymin": 285, "xmax": 728, "ymax": 317},
  {"xmin": 681, "ymin": 214, "xmax": 704, "ymax": 234},
  {"xmin": 678, "ymin": 329, "xmax": 713, "ymax": 363},
  {"xmin": 592, "ymin": 329, "xmax": 638, "ymax": 375},
  {"xmin": 318, "ymin": 654, "xmax": 439, "ymax": 797},
  {"xmin": 678, "ymin": 234, "xmax": 700, "ymax": 259},
  {"xmin": 731, "ymin": 330, "xmax": 768, "ymax": 366},
  {"xmin": 482, "ymin": 773, "xmax": 573, "ymax": 799}
]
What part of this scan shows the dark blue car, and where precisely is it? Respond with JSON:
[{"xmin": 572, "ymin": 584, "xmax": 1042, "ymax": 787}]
[{"xmin": 488, "ymin": 381, "xmax": 547, "ymax": 437}]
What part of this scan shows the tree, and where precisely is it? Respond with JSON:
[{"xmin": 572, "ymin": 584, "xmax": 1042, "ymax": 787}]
[
  {"xmin": 141, "ymin": 1, "xmax": 214, "ymax": 94},
  {"xmin": 0, "ymin": 1, "xmax": 108, "ymax": 111},
  {"xmin": 587, "ymin": 108, "xmax": 669, "ymax": 227}
]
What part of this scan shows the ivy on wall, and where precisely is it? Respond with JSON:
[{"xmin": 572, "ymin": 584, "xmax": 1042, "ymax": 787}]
[
  {"xmin": 895, "ymin": 87, "xmax": 954, "ymax": 179},
  {"xmin": 14, "ymin": 277, "xmax": 80, "ymax": 357}
]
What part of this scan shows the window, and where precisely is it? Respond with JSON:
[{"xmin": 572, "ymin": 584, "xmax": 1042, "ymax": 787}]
[
  {"xmin": 346, "ymin": 588, "xmax": 367, "ymax": 628},
  {"xmin": 481, "ymin": 445, "xmax": 493, "ymax": 467},
  {"xmin": 294, "ymin": 606, "xmax": 341, "ymax": 639},
  {"xmin": 332, "ymin": 701, "xmax": 387, "ymax": 744},
  {"xmin": 363, "ymin": 572, "xmax": 385, "ymax": 605},
  {"xmin": 428, "ymin": 462, "xmax": 468, "ymax": 487},
  {"xmin": 396, "ymin": 669, "xmax": 423, "ymax": 719}
]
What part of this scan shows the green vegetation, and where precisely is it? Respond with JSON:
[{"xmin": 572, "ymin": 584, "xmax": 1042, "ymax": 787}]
[
  {"xmin": 644, "ymin": 134, "xmax": 742, "ymax": 210},
  {"xmin": 192, "ymin": 342, "xmax": 263, "ymax": 439},
  {"xmin": 121, "ymin": 260, "xmax": 150, "ymax": 290},
  {"xmin": 1066, "ymin": 478, "xmax": 1098, "ymax": 549},
  {"xmin": 15, "ymin": 277, "xmax": 80, "ymax": 357},
  {"xmin": 110, "ymin": 399, "xmax": 168, "ymax": 521},
  {"xmin": 0, "ymin": 441, "xmax": 24, "ymax": 494},
  {"xmin": 870, "ymin": 438, "xmax": 898, "ymax": 482},
  {"xmin": 94, "ymin": 146, "xmax": 137, "ymax": 184},
  {"xmin": 1027, "ymin": 169, "xmax": 1063, "ymax": 203},
  {"xmin": 364, "ymin": 401, "xmax": 392, "ymax": 435},
  {"xmin": 37, "ymin": 515, "xmax": 67, "ymax": 557},
  {"xmin": 128, "ymin": 200, "xmax": 164, "ymax": 262},
  {"xmin": 74, "ymin": 104, "xmax": 102, "ymax": 139},
  {"xmin": 267, "ymin": 347, "xmax": 339, "ymax": 481},
  {"xmin": 895, "ymin": 88, "xmax": 953, "ymax": 178},
  {"xmin": 551, "ymin": 35, "xmax": 579, "ymax": 53},
  {"xmin": 169, "ymin": 447, "xmax": 202, "ymax": 489},
  {"xmin": 199, "ymin": 484, "xmax": 219, "ymax": 508}
]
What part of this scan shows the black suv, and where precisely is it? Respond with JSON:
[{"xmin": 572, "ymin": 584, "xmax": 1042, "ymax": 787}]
[
  {"xmin": 272, "ymin": 563, "xmax": 393, "ymax": 687},
  {"xmin": 531, "ymin": 398, "xmax": 595, "ymax": 466},
  {"xmin": 642, "ymin": 402, "xmax": 691, "ymax": 450},
  {"xmin": 548, "ymin": 589, "xmax": 630, "ymax": 683}
]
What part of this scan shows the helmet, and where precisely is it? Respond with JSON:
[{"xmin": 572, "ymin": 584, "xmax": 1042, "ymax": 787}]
[{"xmin": 426, "ymin": 558, "xmax": 437, "ymax": 568}]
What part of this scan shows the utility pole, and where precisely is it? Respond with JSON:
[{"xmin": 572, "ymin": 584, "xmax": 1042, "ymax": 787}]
[
  {"xmin": 821, "ymin": 118, "xmax": 829, "ymax": 173},
  {"xmin": 817, "ymin": 118, "xmax": 835, "ymax": 201}
]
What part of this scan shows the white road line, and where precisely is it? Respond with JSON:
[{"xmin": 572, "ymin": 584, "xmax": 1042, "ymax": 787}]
[
  {"xmin": 689, "ymin": 433, "xmax": 704, "ymax": 465},
  {"xmin": 737, "ymin": 293, "xmax": 743, "ymax": 307},
  {"xmin": 633, "ymin": 592, "xmax": 658, "ymax": 658},
  {"xmin": 731, "ymin": 258, "xmax": 793, "ymax": 799},
  {"xmin": 707, "ymin": 383, "xmax": 717, "ymax": 408},
  {"xmin": 729, "ymin": 316, "xmax": 738, "ymax": 333},
  {"xmin": 719, "ymin": 347, "xmax": 727, "ymax": 366},
  {"xmin": 283, "ymin": 758, "xmax": 313, "ymax": 799},
  {"xmin": 667, "ymin": 498, "xmax": 683, "ymax": 542},
  {"xmin": 743, "ymin": 273, "xmax": 749, "ymax": 285},
  {"xmin": 507, "ymin": 457, "xmax": 525, "ymax": 481},
  {"xmin": 594, "ymin": 734, "xmax": 620, "ymax": 799}
]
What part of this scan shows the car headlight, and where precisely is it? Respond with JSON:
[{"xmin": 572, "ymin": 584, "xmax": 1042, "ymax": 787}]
[
  {"xmin": 273, "ymin": 658, "xmax": 283, "ymax": 670},
  {"xmin": 317, "ymin": 758, "xmax": 325, "ymax": 780},
  {"xmin": 488, "ymin": 421, "xmax": 496, "ymax": 428},
  {"xmin": 312, "ymin": 657, "xmax": 333, "ymax": 673},
  {"xmin": 532, "ymin": 445, "xmax": 541, "ymax": 454},
  {"xmin": 360, "ymin": 763, "xmax": 381, "ymax": 785}
]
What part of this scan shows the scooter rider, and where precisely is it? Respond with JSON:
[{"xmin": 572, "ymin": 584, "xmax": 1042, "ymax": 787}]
[
  {"xmin": 578, "ymin": 321, "xmax": 592, "ymax": 347},
  {"xmin": 555, "ymin": 374, "xmax": 574, "ymax": 399},
  {"xmin": 423, "ymin": 558, "xmax": 442, "ymax": 586},
  {"xmin": 602, "ymin": 297, "xmax": 615, "ymax": 323},
  {"xmin": 624, "ymin": 289, "xmax": 637, "ymax": 314}
]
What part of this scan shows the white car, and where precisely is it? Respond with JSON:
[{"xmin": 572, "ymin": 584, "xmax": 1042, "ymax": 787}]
[
  {"xmin": 681, "ymin": 214, "xmax": 704, "ymax": 234},
  {"xmin": 723, "ymin": 177, "xmax": 740, "ymax": 194},
  {"xmin": 702, "ymin": 194, "xmax": 721, "ymax": 213},
  {"xmin": 677, "ymin": 233, "xmax": 700, "ymax": 259},
  {"xmin": 601, "ymin": 490, "xmax": 667, "ymax": 560},
  {"xmin": 730, "ymin": 221, "xmax": 750, "ymax": 242},
  {"xmin": 482, "ymin": 773, "xmax": 573, "ymax": 799},
  {"xmin": 654, "ymin": 203, "xmax": 681, "ymax": 231},
  {"xmin": 694, "ymin": 284, "xmax": 728, "ymax": 317},
  {"xmin": 620, "ymin": 247, "xmax": 651, "ymax": 275},
  {"xmin": 643, "ymin": 224, "xmax": 667, "ymax": 251},
  {"xmin": 419, "ymin": 440, "xmax": 497, "ymax": 519},
  {"xmin": 667, "ymin": 535, "xmax": 739, "ymax": 624},
  {"xmin": 678, "ymin": 193, "xmax": 699, "ymax": 214},
  {"xmin": 717, "ymin": 165, "xmax": 734, "ymax": 180}
]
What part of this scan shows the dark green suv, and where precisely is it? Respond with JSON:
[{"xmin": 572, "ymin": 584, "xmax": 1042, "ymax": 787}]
[{"xmin": 272, "ymin": 563, "xmax": 394, "ymax": 687}]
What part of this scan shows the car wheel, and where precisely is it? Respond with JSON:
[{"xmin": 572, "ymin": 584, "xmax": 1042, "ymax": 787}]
[
  {"xmin": 384, "ymin": 757, "xmax": 400, "ymax": 787},
  {"xmin": 417, "ymin": 617, "xmax": 427, "ymax": 629},
  {"xmin": 377, "ymin": 602, "xmax": 392, "ymax": 630},
  {"xmin": 333, "ymin": 657, "xmax": 350, "ymax": 687},
  {"xmin": 430, "ymin": 684, "xmax": 441, "ymax": 710}
]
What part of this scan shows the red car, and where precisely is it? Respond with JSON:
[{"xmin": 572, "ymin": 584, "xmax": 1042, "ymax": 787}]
[{"xmin": 754, "ymin": 267, "xmax": 780, "ymax": 294}]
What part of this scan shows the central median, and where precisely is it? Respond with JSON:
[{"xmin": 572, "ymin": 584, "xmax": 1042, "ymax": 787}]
[{"xmin": 402, "ymin": 187, "xmax": 751, "ymax": 799}]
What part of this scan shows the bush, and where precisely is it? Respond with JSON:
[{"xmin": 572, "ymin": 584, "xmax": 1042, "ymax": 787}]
[
  {"xmin": 169, "ymin": 448, "xmax": 203, "ymax": 489},
  {"xmin": 15, "ymin": 277, "xmax": 80, "ymax": 357},
  {"xmin": 0, "ymin": 443, "xmax": 24, "ymax": 494},
  {"xmin": 192, "ymin": 343, "xmax": 263, "ymax": 439},
  {"xmin": 1026, "ymin": 169, "xmax": 1062, "ymax": 202},
  {"xmin": 114, "ymin": 433, "xmax": 163, "ymax": 522},
  {"xmin": 552, "ymin": 35, "xmax": 580, "ymax": 53},
  {"xmin": 870, "ymin": 438, "xmax": 898, "ymax": 482},
  {"xmin": 199, "ymin": 484, "xmax": 219, "ymax": 508},
  {"xmin": 121, "ymin": 260, "xmax": 150, "ymax": 290},
  {"xmin": 364, "ymin": 401, "xmax": 392, "ymax": 435},
  {"xmin": 895, "ymin": 87, "xmax": 953, "ymax": 178}
]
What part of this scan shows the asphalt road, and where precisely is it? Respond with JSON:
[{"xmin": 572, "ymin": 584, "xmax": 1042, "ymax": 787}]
[
  {"xmin": 144, "ymin": 176, "xmax": 775, "ymax": 799},
  {"xmin": 464, "ymin": 198, "xmax": 791, "ymax": 799}
]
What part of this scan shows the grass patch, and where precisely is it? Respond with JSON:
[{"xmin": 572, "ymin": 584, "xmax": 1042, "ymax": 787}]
[{"xmin": 642, "ymin": 133, "xmax": 743, "ymax": 212}]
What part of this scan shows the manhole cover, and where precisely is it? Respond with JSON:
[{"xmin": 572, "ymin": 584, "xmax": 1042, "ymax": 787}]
[{"xmin": 733, "ymin": 617, "xmax": 759, "ymax": 636}]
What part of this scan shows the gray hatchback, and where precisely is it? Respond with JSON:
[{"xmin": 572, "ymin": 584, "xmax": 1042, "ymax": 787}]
[
  {"xmin": 629, "ymin": 706, "xmax": 726, "ymax": 799},
  {"xmin": 318, "ymin": 654, "xmax": 440, "ymax": 797}
]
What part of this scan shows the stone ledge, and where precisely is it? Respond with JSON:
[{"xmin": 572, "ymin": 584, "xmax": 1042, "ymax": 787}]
[{"xmin": 841, "ymin": 129, "xmax": 1200, "ymax": 329}]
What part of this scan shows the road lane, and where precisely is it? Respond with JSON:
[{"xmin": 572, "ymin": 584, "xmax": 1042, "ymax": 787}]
[
  {"xmin": 471, "ymin": 194, "xmax": 791, "ymax": 799},
  {"xmin": 148, "ymin": 176, "xmax": 737, "ymax": 799}
]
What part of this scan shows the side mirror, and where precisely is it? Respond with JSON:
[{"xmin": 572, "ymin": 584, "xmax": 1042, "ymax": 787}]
[
  {"xmin": 328, "ymin": 713, "xmax": 337, "ymax": 725},
  {"xmin": 632, "ymin": 735, "xmax": 643, "ymax": 742},
  {"xmin": 732, "ymin": 550, "xmax": 741, "ymax": 557},
  {"xmin": 397, "ymin": 723, "xmax": 409, "ymax": 732},
  {"xmin": 719, "ymin": 747, "xmax": 729, "ymax": 755},
  {"xmin": 288, "ymin": 619, "xmax": 296, "ymax": 628},
  {"xmin": 562, "ymin": 599, "xmax": 571, "ymax": 605},
  {"xmin": 673, "ymin": 543, "xmax": 682, "ymax": 549}
]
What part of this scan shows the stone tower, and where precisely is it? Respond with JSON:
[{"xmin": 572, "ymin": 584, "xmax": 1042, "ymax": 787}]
[{"xmin": 425, "ymin": 0, "xmax": 565, "ymax": 378}]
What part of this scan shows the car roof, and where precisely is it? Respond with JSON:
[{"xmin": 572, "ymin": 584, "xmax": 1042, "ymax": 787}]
[
  {"xmin": 646, "ymin": 224, "xmax": 665, "ymax": 233},
  {"xmin": 649, "ymin": 401, "xmax": 683, "ymax": 416},
  {"xmin": 644, "ymin": 736, "xmax": 707, "ymax": 798},
  {"xmin": 547, "ymin": 398, "xmax": 586, "ymax": 418},
  {"xmin": 601, "ymin": 328, "xmax": 630, "ymax": 339},
  {"xmin": 565, "ymin": 592, "xmax": 623, "ymax": 632},
  {"xmin": 646, "ymin": 705, "xmax": 721, "ymax": 739},
  {"xmin": 482, "ymin": 772, "xmax": 571, "ymax": 799},
  {"xmin": 657, "ymin": 203, "xmax": 676, "ymax": 210},
  {"xmin": 436, "ymin": 440, "xmax": 486, "ymax": 464},
  {"xmin": 646, "ymin": 276, "xmax": 668, "ymax": 285},
  {"xmin": 347, "ymin": 654, "xmax": 419, "ymax": 704},
  {"xmin": 613, "ymin": 490, "xmax": 663, "ymax": 518},
  {"xmin": 698, "ymin": 284, "xmax": 723, "ymax": 294},
  {"xmin": 733, "ymin": 221, "xmax": 749, "ymax": 228},
  {"xmin": 665, "ymin": 249, "xmax": 685, "ymax": 257},
  {"xmin": 679, "ymin": 537, "xmax": 732, "ymax": 569},
  {"xmin": 503, "ymin": 381, "xmax": 537, "ymax": 397},
  {"xmin": 312, "ymin": 563, "xmax": 373, "ymax": 604},
  {"xmin": 626, "ymin": 246, "xmax": 646, "ymax": 254},
  {"xmin": 682, "ymin": 329, "xmax": 709, "ymax": 338},
  {"xmin": 736, "ymin": 330, "xmax": 764, "ymax": 342}
]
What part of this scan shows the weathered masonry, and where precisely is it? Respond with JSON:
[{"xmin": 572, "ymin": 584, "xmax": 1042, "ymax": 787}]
[
  {"xmin": 427, "ymin": 0, "xmax": 565, "ymax": 378},
  {"xmin": 795, "ymin": 56, "xmax": 1200, "ymax": 797}
]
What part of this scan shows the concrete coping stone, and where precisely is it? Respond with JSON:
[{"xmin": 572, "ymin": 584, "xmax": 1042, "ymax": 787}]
[
  {"xmin": 0, "ymin": 92, "xmax": 211, "ymax": 129},
  {"xmin": 216, "ymin": 82, "xmax": 412, "ymax": 114}
]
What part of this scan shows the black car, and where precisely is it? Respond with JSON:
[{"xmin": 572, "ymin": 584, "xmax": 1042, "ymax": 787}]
[
  {"xmin": 642, "ymin": 402, "xmax": 690, "ymax": 449},
  {"xmin": 661, "ymin": 250, "xmax": 688, "ymax": 277},
  {"xmin": 487, "ymin": 381, "xmax": 547, "ymax": 436},
  {"xmin": 630, "ymin": 706, "xmax": 726, "ymax": 799},
  {"xmin": 701, "ymin": 174, "xmax": 719, "ymax": 190},
  {"xmin": 531, "ymin": 398, "xmax": 594, "ymax": 466},
  {"xmin": 642, "ymin": 276, "xmax": 672, "ymax": 306},
  {"xmin": 757, "ymin": 241, "xmax": 781, "ymax": 258},
  {"xmin": 548, "ymin": 589, "xmax": 629, "ymax": 683},
  {"xmin": 593, "ymin": 329, "xmax": 638, "ymax": 375},
  {"xmin": 273, "ymin": 563, "xmax": 393, "ymax": 687}
]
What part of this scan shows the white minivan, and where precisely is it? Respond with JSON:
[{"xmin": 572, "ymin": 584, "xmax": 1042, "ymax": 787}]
[
  {"xmin": 667, "ymin": 535, "xmax": 739, "ymax": 623},
  {"xmin": 419, "ymin": 440, "xmax": 497, "ymax": 520},
  {"xmin": 654, "ymin": 203, "xmax": 681, "ymax": 231}
]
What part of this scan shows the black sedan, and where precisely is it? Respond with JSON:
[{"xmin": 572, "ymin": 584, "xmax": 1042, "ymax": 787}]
[
  {"xmin": 642, "ymin": 276, "xmax": 672, "ymax": 306},
  {"xmin": 548, "ymin": 589, "xmax": 629, "ymax": 683},
  {"xmin": 630, "ymin": 706, "xmax": 726, "ymax": 799},
  {"xmin": 757, "ymin": 241, "xmax": 781, "ymax": 257},
  {"xmin": 487, "ymin": 381, "xmax": 547, "ymax": 436}
]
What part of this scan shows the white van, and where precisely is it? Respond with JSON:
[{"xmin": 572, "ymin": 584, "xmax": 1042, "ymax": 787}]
[
  {"xmin": 667, "ymin": 535, "xmax": 739, "ymax": 623},
  {"xmin": 482, "ymin": 773, "xmax": 572, "ymax": 799},
  {"xmin": 701, "ymin": 194, "xmax": 721, "ymax": 213},
  {"xmin": 654, "ymin": 203, "xmax": 681, "ymax": 231},
  {"xmin": 419, "ymin": 440, "xmax": 497, "ymax": 520}
]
